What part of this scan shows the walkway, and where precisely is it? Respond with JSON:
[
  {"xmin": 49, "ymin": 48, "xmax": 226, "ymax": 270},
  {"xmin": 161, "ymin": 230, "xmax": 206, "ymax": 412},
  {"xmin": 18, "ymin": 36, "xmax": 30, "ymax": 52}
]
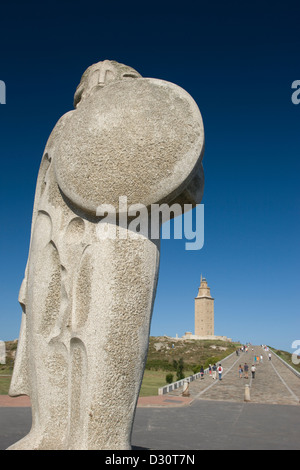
[{"xmin": 162, "ymin": 345, "xmax": 300, "ymax": 406}]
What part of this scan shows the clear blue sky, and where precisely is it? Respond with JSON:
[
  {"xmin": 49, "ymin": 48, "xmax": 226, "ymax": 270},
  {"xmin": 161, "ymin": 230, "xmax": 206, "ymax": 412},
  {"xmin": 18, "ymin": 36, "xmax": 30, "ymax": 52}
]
[{"xmin": 0, "ymin": 0, "xmax": 299, "ymax": 352}]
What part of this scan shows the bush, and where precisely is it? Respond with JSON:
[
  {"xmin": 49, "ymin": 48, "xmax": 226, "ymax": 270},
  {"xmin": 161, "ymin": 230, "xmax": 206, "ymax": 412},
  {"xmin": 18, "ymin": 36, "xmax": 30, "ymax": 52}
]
[
  {"xmin": 191, "ymin": 364, "xmax": 201, "ymax": 374},
  {"xmin": 165, "ymin": 373, "xmax": 174, "ymax": 384},
  {"xmin": 173, "ymin": 358, "xmax": 185, "ymax": 381}
]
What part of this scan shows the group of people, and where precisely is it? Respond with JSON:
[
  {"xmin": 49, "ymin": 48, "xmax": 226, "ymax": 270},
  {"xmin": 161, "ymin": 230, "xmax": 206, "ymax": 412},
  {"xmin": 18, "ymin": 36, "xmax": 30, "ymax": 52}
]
[
  {"xmin": 239, "ymin": 362, "xmax": 257, "ymax": 379},
  {"xmin": 254, "ymin": 354, "xmax": 263, "ymax": 364},
  {"xmin": 207, "ymin": 363, "xmax": 224, "ymax": 380},
  {"xmin": 198, "ymin": 363, "xmax": 224, "ymax": 380},
  {"xmin": 236, "ymin": 345, "xmax": 249, "ymax": 355},
  {"xmin": 200, "ymin": 347, "xmax": 269, "ymax": 383},
  {"xmin": 197, "ymin": 346, "xmax": 272, "ymax": 390},
  {"xmin": 199, "ymin": 363, "xmax": 224, "ymax": 380}
]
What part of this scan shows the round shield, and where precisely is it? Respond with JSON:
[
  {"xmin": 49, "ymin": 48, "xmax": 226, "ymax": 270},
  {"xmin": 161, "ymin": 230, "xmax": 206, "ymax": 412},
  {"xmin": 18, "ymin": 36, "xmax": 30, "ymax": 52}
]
[{"xmin": 54, "ymin": 78, "xmax": 204, "ymax": 214}]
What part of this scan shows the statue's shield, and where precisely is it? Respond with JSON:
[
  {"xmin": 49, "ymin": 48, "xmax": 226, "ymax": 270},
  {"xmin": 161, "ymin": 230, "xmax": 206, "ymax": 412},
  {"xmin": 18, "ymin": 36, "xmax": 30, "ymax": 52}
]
[{"xmin": 54, "ymin": 78, "xmax": 204, "ymax": 214}]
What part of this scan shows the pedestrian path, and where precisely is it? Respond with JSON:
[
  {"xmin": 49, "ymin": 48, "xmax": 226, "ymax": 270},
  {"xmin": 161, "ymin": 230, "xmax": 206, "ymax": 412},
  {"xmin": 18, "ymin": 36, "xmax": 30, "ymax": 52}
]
[{"xmin": 166, "ymin": 346, "xmax": 300, "ymax": 406}]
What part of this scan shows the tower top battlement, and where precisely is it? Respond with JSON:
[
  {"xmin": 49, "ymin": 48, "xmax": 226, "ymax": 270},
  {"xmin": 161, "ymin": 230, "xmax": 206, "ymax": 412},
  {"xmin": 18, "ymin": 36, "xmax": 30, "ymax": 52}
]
[{"xmin": 196, "ymin": 276, "xmax": 214, "ymax": 300}]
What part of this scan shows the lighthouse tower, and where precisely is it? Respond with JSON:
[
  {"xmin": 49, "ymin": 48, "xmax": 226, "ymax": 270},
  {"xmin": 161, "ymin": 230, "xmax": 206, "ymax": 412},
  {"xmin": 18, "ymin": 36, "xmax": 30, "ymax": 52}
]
[{"xmin": 194, "ymin": 275, "xmax": 214, "ymax": 336}]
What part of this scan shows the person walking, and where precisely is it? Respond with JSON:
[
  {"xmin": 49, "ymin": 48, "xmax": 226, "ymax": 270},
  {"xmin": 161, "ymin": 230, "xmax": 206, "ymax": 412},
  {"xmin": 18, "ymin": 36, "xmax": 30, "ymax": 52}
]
[
  {"xmin": 208, "ymin": 364, "xmax": 212, "ymax": 377},
  {"xmin": 200, "ymin": 365, "xmax": 204, "ymax": 379},
  {"xmin": 238, "ymin": 364, "xmax": 243, "ymax": 379},
  {"xmin": 269, "ymin": 353, "xmax": 272, "ymax": 361},
  {"xmin": 212, "ymin": 364, "xmax": 217, "ymax": 380},
  {"xmin": 244, "ymin": 363, "xmax": 249, "ymax": 379},
  {"xmin": 251, "ymin": 364, "xmax": 256, "ymax": 379},
  {"xmin": 218, "ymin": 364, "xmax": 223, "ymax": 381}
]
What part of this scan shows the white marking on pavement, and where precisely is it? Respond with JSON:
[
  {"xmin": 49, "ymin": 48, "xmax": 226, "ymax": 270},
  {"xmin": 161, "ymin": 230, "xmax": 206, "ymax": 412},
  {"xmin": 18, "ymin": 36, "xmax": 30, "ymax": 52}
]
[{"xmin": 269, "ymin": 358, "xmax": 299, "ymax": 403}]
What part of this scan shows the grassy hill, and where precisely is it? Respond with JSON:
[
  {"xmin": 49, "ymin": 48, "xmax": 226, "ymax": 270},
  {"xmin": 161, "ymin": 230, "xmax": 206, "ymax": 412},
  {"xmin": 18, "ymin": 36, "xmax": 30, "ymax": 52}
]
[
  {"xmin": 1, "ymin": 337, "xmax": 240, "ymax": 396},
  {"xmin": 139, "ymin": 336, "xmax": 241, "ymax": 395},
  {"xmin": 145, "ymin": 336, "xmax": 240, "ymax": 370}
]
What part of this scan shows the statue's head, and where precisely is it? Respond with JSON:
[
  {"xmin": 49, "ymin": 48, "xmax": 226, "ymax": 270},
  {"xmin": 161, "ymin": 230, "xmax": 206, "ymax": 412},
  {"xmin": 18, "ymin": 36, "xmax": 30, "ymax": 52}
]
[{"xmin": 74, "ymin": 60, "xmax": 142, "ymax": 108}]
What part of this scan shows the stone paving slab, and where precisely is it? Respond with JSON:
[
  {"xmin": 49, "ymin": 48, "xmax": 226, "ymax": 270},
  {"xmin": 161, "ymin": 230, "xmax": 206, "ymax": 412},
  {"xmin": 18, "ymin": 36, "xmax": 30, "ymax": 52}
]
[
  {"xmin": 2, "ymin": 400, "xmax": 300, "ymax": 450},
  {"xmin": 138, "ymin": 395, "xmax": 193, "ymax": 407},
  {"xmin": 132, "ymin": 400, "xmax": 300, "ymax": 450},
  {"xmin": 0, "ymin": 395, "xmax": 193, "ymax": 409}
]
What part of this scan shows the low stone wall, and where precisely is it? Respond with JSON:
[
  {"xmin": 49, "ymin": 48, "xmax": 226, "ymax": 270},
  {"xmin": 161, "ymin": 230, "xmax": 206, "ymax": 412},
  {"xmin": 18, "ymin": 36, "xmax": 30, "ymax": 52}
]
[{"xmin": 181, "ymin": 334, "xmax": 232, "ymax": 341}]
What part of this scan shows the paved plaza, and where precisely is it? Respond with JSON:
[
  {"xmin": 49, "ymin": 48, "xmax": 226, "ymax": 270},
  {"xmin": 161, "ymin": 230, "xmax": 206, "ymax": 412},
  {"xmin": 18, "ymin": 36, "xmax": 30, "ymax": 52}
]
[{"xmin": 1, "ymin": 346, "xmax": 299, "ymax": 450}]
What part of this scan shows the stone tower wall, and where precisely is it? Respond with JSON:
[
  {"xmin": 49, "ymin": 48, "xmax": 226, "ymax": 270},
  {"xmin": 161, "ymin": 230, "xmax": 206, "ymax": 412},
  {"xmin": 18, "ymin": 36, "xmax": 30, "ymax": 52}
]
[{"xmin": 194, "ymin": 278, "xmax": 214, "ymax": 336}]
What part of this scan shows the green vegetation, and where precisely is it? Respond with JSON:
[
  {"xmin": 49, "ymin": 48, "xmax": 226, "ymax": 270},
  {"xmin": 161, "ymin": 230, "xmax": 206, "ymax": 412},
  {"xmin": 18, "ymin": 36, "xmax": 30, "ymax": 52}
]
[
  {"xmin": 0, "ymin": 377, "xmax": 11, "ymax": 395},
  {"xmin": 269, "ymin": 347, "xmax": 300, "ymax": 374},
  {"xmin": 1, "ymin": 337, "xmax": 241, "ymax": 396},
  {"xmin": 139, "ymin": 370, "xmax": 171, "ymax": 397},
  {"xmin": 145, "ymin": 336, "xmax": 240, "ymax": 372},
  {"xmin": 173, "ymin": 358, "xmax": 185, "ymax": 381},
  {"xmin": 139, "ymin": 336, "xmax": 241, "ymax": 396},
  {"xmin": 165, "ymin": 373, "xmax": 174, "ymax": 384}
]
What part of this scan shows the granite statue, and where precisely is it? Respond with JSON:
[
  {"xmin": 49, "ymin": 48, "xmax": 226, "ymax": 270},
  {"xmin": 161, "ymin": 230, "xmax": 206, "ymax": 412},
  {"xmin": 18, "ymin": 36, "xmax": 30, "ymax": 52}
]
[{"xmin": 8, "ymin": 60, "xmax": 205, "ymax": 449}]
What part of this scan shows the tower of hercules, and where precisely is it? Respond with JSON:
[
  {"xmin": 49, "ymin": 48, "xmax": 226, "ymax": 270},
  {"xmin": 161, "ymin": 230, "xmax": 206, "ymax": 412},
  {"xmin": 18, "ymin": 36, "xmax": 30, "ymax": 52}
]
[{"xmin": 194, "ymin": 276, "xmax": 214, "ymax": 336}]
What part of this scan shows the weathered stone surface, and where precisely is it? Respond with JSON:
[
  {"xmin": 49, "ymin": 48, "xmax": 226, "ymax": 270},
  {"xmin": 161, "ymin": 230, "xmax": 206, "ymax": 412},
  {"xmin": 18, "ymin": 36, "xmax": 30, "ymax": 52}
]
[
  {"xmin": 8, "ymin": 60, "xmax": 204, "ymax": 450},
  {"xmin": 54, "ymin": 78, "xmax": 204, "ymax": 213}
]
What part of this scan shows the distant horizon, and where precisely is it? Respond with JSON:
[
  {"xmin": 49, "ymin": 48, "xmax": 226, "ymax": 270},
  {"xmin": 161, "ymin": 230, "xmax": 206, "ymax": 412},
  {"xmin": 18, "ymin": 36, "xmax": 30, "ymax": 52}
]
[{"xmin": 1, "ymin": 332, "xmax": 294, "ymax": 355}]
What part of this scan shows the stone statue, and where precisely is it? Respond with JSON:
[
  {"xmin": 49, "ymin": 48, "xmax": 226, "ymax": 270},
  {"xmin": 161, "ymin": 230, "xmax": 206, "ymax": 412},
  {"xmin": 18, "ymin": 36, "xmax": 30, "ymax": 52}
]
[{"xmin": 8, "ymin": 60, "xmax": 205, "ymax": 450}]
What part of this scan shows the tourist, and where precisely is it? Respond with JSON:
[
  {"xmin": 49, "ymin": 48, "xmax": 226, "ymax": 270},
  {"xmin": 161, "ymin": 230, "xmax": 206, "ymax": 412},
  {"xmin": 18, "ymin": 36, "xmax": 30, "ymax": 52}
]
[
  {"xmin": 239, "ymin": 364, "xmax": 243, "ymax": 378},
  {"xmin": 217, "ymin": 364, "xmax": 223, "ymax": 380},
  {"xmin": 212, "ymin": 363, "xmax": 217, "ymax": 380},
  {"xmin": 200, "ymin": 365, "xmax": 204, "ymax": 379},
  {"xmin": 208, "ymin": 364, "xmax": 212, "ymax": 377},
  {"xmin": 244, "ymin": 363, "xmax": 249, "ymax": 379},
  {"xmin": 268, "ymin": 353, "xmax": 272, "ymax": 361},
  {"xmin": 251, "ymin": 364, "xmax": 256, "ymax": 379}
]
